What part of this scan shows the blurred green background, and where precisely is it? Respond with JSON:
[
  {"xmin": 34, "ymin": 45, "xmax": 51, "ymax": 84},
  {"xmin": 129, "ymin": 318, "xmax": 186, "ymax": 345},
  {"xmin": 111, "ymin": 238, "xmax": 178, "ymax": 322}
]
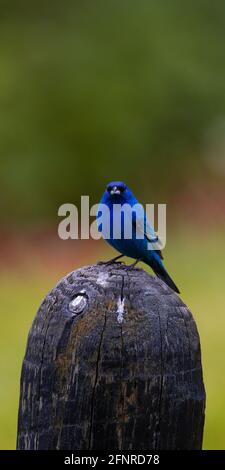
[{"xmin": 0, "ymin": 0, "xmax": 225, "ymax": 449}]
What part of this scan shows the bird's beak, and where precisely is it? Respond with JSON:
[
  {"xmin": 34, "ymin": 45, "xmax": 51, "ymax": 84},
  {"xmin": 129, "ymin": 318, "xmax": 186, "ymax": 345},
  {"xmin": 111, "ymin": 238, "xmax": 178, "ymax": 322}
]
[{"xmin": 110, "ymin": 186, "xmax": 121, "ymax": 195}]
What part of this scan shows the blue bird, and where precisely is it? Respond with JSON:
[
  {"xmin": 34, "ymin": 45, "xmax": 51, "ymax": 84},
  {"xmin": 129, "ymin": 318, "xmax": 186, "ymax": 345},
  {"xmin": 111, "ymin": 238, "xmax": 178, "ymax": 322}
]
[{"xmin": 97, "ymin": 181, "xmax": 180, "ymax": 294}]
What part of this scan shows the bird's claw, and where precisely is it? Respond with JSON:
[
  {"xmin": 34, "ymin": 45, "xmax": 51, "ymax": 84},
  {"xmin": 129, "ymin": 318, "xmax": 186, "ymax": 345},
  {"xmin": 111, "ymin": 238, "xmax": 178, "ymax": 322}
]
[
  {"xmin": 127, "ymin": 264, "xmax": 136, "ymax": 270},
  {"xmin": 110, "ymin": 260, "xmax": 124, "ymax": 265},
  {"xmin": 98, "ymin": 254, "xmax": 125, "ymax": 266},
  {"xmin": 97, "ymin": 260, "xmax": 124, "ymax": 266},
  {"xmin": 127, "ymin": 259, "xmax": 142, "ymax": 270}
]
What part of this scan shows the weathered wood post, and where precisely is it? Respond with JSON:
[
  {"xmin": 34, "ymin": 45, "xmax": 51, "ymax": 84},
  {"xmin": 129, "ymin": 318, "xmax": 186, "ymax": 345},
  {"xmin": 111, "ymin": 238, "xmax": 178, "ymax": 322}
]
[{"xmin": 17, "ymin": 263, "xmax": 205, "ymax": 450}]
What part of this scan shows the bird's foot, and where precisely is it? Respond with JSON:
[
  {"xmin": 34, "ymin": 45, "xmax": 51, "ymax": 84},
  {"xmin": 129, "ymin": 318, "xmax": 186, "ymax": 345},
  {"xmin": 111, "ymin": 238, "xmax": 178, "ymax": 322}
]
[
  {"xmin": 97, "ymin": 254, "xmax": 125, "ymax": 266},
  {"xmin": 127, "ymin": 259, "xmax": 142, "ymax": 270},
  {"xmin": 97, "ymin": 259, "xmax": 124, "ymax": 266}
]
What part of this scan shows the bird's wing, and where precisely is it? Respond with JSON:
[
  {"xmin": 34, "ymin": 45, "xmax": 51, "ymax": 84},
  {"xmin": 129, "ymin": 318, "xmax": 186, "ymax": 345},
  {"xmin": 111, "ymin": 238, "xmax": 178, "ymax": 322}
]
[{"xmin": 132, "ymin": 212, "xmax": 164, "ymax": 259}]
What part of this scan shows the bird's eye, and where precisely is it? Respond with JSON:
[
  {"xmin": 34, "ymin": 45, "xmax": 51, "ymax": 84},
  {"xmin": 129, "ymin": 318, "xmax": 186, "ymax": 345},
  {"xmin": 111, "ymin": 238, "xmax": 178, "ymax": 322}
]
[{"xmin": 118, "ymin": 186, "xmax": 125, "ymax": 192}]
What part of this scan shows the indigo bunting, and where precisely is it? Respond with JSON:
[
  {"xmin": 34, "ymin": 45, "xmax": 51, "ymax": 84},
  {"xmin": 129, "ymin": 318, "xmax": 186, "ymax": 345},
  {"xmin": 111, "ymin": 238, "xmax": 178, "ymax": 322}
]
[{"xmin": 97, "ymin": 181, "xmax": 180, "ymax": 294}]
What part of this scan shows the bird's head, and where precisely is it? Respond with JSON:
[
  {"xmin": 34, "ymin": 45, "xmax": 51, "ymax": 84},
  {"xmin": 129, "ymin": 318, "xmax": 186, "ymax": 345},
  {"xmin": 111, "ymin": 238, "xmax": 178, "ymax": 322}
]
[{"xmin": 103, "ymin": 181, "xmax": 136, "ymax": 204}]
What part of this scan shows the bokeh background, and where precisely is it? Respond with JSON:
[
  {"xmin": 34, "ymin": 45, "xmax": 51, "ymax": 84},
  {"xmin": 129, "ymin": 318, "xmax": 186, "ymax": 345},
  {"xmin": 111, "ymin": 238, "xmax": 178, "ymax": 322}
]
[{"xmin": 0, "ymin": 0, "xmax": 225, "ymax": 449}]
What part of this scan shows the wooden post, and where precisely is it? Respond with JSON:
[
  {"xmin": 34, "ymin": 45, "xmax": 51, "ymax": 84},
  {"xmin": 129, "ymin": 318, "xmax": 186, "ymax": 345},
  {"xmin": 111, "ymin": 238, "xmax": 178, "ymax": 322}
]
[{"xmin": 17, "ymin": 263, "xmax": 205, "ymax": 450}]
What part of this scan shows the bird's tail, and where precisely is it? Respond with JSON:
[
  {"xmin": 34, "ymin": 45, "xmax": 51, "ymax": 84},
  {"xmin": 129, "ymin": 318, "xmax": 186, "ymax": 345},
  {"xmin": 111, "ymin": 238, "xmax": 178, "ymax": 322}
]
[{"xmin": 149, "ymin": 257, "xmax": 180, "ymax": 294}]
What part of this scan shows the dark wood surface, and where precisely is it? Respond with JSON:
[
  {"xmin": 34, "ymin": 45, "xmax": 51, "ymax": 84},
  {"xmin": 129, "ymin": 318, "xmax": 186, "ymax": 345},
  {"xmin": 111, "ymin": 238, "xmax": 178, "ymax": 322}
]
[{"xmin": 17, "ymin": 263, "xmax": 205, "ymax": 450}]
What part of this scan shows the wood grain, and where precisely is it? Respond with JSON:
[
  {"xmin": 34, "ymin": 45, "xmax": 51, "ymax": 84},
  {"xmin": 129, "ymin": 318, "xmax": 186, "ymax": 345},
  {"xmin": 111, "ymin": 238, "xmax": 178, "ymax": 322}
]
[{"xmin": 17, "ymin": 263, "xmax": 205, "ymax": 450}]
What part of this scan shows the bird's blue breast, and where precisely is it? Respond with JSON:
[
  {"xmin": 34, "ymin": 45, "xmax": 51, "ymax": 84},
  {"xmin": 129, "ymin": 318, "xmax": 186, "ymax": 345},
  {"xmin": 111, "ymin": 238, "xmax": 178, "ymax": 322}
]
[{"xmin": 97, "ymin": 198, "xmax": 155, "ymax": 261}]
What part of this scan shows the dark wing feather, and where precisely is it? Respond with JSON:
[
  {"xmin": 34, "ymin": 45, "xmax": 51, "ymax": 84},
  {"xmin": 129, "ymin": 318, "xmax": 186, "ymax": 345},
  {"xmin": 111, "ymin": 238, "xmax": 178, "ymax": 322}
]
[{"xmin": 133, "ymin": 218, "xmax": 163, "ymax": 259}]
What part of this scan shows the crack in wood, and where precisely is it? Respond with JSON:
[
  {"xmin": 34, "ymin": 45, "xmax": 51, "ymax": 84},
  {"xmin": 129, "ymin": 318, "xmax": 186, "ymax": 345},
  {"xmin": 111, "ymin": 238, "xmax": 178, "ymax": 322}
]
[
  {"xmin": 155, "ymin": 308, "xmax": 164, "ymax": 450},
  {"xmin": 35, "ymin": 296, "xmax": 57, "ymax": 448},
  {"xmin": 88, "ymin": 307, "xmax": 107, "ymax": 449},
  {"xmin": 118, "ymin": 272, "xmax": 126, "ymax": 450}
]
